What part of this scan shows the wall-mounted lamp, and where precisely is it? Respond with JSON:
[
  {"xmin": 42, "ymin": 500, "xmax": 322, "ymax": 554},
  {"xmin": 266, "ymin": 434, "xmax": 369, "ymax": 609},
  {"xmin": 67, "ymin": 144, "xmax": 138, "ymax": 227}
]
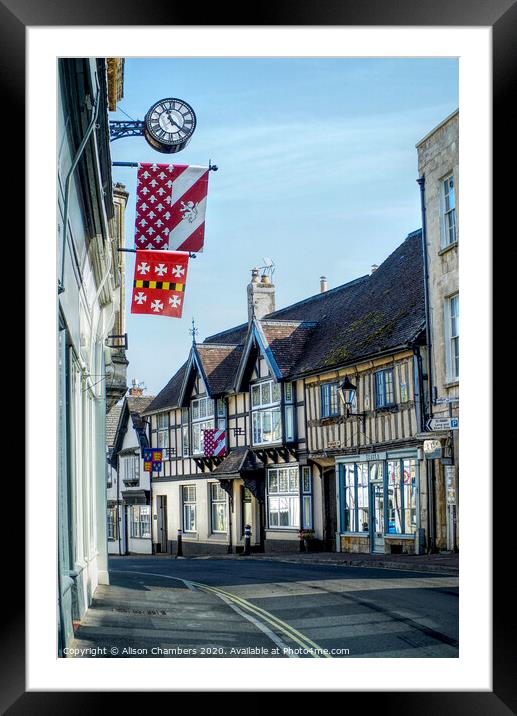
[{"xmin": 338, "ymin": 375, "xmax": 367, "ymax": 429}]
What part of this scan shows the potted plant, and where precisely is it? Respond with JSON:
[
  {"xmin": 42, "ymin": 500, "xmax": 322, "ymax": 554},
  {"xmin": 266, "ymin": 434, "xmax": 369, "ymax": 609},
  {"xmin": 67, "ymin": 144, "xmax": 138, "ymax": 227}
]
[{"xmin": 298, "ymin": 528, "xmax": 315, "ymax": 553}]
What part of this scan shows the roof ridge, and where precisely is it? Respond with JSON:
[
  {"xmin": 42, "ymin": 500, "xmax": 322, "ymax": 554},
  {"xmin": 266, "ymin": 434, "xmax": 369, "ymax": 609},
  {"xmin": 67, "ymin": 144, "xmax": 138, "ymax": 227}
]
[{"xmin": 266, "ymin": 274, "xmax": 369, "ymax": 318}]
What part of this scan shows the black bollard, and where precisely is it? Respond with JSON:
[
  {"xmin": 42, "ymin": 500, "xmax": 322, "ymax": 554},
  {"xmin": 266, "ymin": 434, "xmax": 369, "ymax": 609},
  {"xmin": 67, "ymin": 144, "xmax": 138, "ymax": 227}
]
[
  {"xmin": 243, "ymin": 524, "xmax": 251, "ymax": 556},
  {"xmin": 176, "ymin": 528, "xmax": 183, "ymax": 558}
]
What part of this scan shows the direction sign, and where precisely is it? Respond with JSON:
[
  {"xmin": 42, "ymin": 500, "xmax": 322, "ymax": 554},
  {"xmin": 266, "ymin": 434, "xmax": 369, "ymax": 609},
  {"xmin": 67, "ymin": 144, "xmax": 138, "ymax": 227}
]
[{"xmin": 426, "ymin": 417, "xmax": 459, "ymax": 431}]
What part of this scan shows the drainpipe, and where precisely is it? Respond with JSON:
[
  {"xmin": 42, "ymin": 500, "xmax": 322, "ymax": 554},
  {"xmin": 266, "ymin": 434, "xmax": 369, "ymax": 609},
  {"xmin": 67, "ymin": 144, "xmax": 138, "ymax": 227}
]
[
  {"xmin": 58, "ymin": 77, "xmax": 101, "ymax": 294},
  {"xmin": 417, "ymin": 175, "xmax": 436, "ymax": 553}
]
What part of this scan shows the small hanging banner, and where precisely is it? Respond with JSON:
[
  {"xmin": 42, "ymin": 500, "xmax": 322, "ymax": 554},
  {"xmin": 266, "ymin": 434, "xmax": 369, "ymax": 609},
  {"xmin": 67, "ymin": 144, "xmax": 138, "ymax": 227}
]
[
  {"xmin": 134, "ymin": 162, "xmax": 209, "ymax": 253},
  {"xmin": 131, "ymin": 249, "xmax": 189, "ymax": 318}
]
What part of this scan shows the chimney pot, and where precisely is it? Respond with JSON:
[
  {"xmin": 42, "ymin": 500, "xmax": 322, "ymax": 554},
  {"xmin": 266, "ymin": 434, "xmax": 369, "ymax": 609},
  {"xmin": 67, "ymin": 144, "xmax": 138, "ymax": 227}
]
[
  {"xmin": 320, "ymin": 276, "xmax": 328, "ymax": 293},
  {"xmin": 370, "ymin": 264, "xmax": 379, "ymax": 275}
]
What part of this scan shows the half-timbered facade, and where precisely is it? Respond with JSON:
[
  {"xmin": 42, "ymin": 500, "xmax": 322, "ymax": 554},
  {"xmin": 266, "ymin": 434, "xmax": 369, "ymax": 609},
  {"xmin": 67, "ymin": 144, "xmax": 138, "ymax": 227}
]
[
  {"xmin": 145, "ymin": 229, "xmax": 431, "ymax": 555},
  {"xmin": 108, "ymin": 388, "xmax": 155, "ymax": 555}
]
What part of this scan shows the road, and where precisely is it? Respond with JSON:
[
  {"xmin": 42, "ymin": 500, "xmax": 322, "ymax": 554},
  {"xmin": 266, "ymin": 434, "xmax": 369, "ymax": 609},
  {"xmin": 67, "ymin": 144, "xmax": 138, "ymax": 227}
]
[{"xmin": 68, "ymin": 556, "xmax": 459, "ymax": 658}]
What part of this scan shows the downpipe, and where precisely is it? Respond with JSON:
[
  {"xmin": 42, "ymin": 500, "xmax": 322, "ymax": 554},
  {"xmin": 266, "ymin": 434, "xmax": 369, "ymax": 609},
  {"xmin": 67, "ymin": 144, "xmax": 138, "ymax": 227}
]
[{"xmin": 417, "ymin": 175, "xmax": 437, "ymax": 553}]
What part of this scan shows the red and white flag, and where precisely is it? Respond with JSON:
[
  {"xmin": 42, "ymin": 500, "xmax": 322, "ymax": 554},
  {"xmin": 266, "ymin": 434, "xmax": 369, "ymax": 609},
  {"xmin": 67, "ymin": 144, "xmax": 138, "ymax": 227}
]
[
  {"xmin": 203, "ymin": 429, "xmax": 226, "ymax": 457},
  {"xmin": 131, "ymin": 249, "xmax": 189, "ymax": 318},
  {"xmin": 134, "ymin": 163, "xmax": 209, "ymax": 253}
]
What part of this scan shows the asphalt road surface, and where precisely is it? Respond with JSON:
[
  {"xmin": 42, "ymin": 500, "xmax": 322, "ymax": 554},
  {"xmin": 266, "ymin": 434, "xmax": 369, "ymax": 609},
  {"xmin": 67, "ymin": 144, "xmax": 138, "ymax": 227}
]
[{"xmin": 69, "ymin": 556, "xmax": 458, "ymax": 658}]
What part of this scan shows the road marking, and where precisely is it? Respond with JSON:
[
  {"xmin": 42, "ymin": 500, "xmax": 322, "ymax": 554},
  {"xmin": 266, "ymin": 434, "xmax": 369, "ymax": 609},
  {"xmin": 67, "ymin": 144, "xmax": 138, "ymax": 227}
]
[
  {"xmin": 110, "ymin": 569, "xmax": 329, "ymax": 658},
  {"xmin": 214, "ymin": 591, "xmax": 298, "ymax": 657},
  {"xmin": 189, "ymin": 581, "xmax": 331, "ymax": 658}
]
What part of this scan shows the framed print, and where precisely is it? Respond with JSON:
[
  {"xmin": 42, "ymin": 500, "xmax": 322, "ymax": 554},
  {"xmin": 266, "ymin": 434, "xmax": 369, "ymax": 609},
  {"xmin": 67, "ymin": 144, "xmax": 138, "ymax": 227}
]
[{"xmin": 6, "ymin": 0, "xmax": 514, "ymax": 710}]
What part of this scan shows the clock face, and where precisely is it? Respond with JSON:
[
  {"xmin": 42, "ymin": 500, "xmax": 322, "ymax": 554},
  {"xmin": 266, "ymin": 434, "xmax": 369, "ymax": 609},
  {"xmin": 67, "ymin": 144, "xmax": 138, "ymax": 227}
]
[{"xmin": 144, "ymin": 98, "xmax": 196, "ymax": 153}]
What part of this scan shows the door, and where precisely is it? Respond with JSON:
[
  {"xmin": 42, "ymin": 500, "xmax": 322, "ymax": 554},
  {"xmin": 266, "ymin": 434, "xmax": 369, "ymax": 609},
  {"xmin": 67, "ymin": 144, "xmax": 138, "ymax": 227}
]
[
  {"xmin": 323, "ymin": 469, "xmax": 337, "ymax": 551},
  {"xmin": 371, "ymin": 482, "xmax": 385, "ymax": 553},
  {"xmin": 157, "ymin": 495, "xmax": 168, "ymax": 553}
]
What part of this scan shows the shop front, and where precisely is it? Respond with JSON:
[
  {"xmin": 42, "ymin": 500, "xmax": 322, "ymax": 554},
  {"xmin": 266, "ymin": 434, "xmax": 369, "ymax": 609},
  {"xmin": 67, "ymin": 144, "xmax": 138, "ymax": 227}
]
[{"xmin": 336, "ymin": 449, "xmax": 423, "ymax": 555}]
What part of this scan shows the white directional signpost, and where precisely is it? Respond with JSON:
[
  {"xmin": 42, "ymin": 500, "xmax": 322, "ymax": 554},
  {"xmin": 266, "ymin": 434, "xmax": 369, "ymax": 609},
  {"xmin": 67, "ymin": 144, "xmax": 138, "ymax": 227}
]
[{"xmin": 426, "ymin": 417, "xmax": 459, "ymax": 431}]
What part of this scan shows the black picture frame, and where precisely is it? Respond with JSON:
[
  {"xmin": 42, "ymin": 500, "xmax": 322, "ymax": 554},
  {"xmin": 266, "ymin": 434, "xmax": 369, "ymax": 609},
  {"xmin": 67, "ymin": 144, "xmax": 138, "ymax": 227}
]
[{"xmin": 9, "ymin": 0, "xmax": 512, "ymax": 711}]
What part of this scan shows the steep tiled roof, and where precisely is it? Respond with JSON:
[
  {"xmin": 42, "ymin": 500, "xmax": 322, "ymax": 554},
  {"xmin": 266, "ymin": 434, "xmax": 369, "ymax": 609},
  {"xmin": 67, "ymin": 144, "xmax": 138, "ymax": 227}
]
[
  {"xmin": 127, "ymin": 395, "xmax": 155, "ymax": 432},
  {"xmin": 143, "ymin": 361, "xmax": 188, "ymax": 415},
  {"xmin": 196, "ymin": 344, "xmax": 244, "ymax": 394},
  {"xmin": 106, "ymin": 405, "xmax": 122, "ymax": 448},
  {"xmin": 259, "ymin": 320, "xmax": 318, "ymax": 377},
  {"xmin": 252, "ymin": 230, "xmax": 425, "ymax": 376},
  {"xmin": 145, "ymin": 230, "xmax": 425, "ymax": 411},
  {"xmin": 204, "ymin": 323, "xmax": 247, "ymax": 346}
]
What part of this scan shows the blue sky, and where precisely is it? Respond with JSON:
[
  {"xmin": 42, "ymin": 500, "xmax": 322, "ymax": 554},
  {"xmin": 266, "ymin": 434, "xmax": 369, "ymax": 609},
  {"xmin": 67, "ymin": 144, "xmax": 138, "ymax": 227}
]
[{"xmin": 111, "ymin": 58, "xmax": 458, "ymax": 396}]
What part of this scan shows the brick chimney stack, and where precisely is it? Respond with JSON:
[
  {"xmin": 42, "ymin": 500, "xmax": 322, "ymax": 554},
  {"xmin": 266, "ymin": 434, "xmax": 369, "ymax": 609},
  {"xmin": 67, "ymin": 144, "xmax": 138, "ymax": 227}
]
[
  {"xmin": 129, "ymin": 378, "xmax": 144, "ymax": 397},
  {"xmin": 247, "ymin": 267, "xmax": 275, "ymax": 322}
]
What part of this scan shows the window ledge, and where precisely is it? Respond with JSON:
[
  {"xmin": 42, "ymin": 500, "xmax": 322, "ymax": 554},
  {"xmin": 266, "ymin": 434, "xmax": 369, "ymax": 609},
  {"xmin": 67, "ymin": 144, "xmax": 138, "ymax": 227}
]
[
  {"xmin": 444, "ymin": 380, "xmax": 459, "ymax": 389},
  {"xmin": 438, "ymin": 241, "xmax": 458, "ymax": 256}
]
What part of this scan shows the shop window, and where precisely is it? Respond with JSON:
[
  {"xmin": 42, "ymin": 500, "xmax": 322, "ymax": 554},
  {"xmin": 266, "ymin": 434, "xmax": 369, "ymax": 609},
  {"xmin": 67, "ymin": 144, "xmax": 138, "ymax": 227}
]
[
  {"xmin": 342, "ymin": 463, "xmax": 369, "ymax": 533},
  {"xmin": 387, "ymin": 459, "xmax": 417, "ymax": 535}
]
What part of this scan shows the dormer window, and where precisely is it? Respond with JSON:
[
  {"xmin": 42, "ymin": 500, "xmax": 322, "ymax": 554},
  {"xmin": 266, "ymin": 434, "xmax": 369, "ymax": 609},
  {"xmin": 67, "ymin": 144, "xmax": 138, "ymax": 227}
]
[
  {"xmin": 251, "ymin": 379, "xmax": 281, "ymax": 445},
  {"xmin": 191, "ymin": 396, "xmax": 215, "ymax": 454}
]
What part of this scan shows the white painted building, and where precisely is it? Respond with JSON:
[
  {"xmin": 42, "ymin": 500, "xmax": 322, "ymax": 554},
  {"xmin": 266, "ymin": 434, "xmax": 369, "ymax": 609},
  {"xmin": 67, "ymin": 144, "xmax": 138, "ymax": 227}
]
[
  {"xmin": 107, "ymin": 385, "xmax": 155, "ymax": 555},
  {"xmin": 57, "ymin": 58, "xmax": 127, "ymax": 653}
]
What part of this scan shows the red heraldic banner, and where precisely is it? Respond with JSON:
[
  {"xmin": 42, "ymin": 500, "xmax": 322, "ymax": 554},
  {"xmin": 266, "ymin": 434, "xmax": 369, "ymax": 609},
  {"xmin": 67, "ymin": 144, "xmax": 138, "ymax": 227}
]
[
  {"xmin": 203, "ymin": 429, "xmax": 226, "ymax": 457},
  {"xmin": 134, "ymin": 162, "xmax": 209, "ymax": 253},
  {"xmin": 131, "ymin": 249, "xmax": 189, "ymax": 318}
]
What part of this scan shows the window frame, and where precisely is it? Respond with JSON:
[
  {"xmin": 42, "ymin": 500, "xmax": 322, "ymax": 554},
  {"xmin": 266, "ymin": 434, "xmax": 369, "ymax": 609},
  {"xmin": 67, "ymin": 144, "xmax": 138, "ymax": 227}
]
[
  {"xmin": 210, "ymin": 482, "xmax": 228, "ymax": 534},
  {"xmin": 445, "ymin": 293, "xmax": 459, "ymax": 382},
  {"xmin": 374, "ymin": 369, "xmax": 395, "ymax": 409},
  {"xmin": 320, "ymin": 382, "xmax": 340, "ymax": 418},
  {"xmin": 441, "ymin": 173, "xmax": 457, "ymax": 248},
  {"xmin": 267, "ymin": 466, "xmax": 301, "ymax": 530},
  {"xmin": 191, "ymin": 397, "xmax": 215, "ymax": 455},
  {"xmin": 250, "ymin": 378, "xmax": 282, "ymax": 446},
  {"xmin": 182, "ymin": 484, "xmax": 197, "ymax": 533}
]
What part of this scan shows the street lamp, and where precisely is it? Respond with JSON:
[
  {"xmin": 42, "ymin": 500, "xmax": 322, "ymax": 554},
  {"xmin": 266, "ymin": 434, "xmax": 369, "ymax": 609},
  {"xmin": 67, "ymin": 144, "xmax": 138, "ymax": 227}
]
[{"xmin": 338, "ymin": 375, "xmax": 367, "ymax": 428}]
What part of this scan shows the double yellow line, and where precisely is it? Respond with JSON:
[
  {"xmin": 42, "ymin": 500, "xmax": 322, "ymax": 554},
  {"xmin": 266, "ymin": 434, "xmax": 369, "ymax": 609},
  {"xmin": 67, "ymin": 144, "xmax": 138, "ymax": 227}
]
[{"xmin": 189, "ymin": 580, "xmax": 332, "ymax": 659}]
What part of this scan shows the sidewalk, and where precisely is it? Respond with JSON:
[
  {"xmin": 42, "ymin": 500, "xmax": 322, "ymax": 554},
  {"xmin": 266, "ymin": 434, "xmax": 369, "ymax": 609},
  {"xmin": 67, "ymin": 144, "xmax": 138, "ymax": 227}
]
[{"xmin": 193, "ymin": 550, "xmax": 459, "ymax": 575}]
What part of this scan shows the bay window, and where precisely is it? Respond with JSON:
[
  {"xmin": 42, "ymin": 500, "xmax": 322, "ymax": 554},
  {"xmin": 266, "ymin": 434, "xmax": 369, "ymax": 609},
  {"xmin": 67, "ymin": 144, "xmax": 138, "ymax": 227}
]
[
  {"xmin": 251, "ymin": 379, "xmax": 282, "ymax": 445},
  {"xmin": 267, "ymin": 466, "xmax": 300, "ymax": 528},
  {"xmin": 191, "ymin": 397, "xmax": 215, "ymax": 454}
]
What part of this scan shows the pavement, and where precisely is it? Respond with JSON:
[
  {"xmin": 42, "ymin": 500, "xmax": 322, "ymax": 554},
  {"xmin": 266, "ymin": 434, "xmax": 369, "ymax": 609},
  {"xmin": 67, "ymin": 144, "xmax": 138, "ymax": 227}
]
[
  {"xmin": 67, "ymin": 555, "xmax": 459, "ymax": 659},
  {"xmin": 175, "ymin": 550, "xmax": 459, "ymax": 575}
]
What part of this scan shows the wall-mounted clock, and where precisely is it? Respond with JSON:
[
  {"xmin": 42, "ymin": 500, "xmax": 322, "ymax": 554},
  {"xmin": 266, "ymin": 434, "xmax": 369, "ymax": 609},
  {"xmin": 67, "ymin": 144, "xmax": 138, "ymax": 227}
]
[{"xmin": 143, "ymin": 98, "xmax": 197, "ymax": 154}]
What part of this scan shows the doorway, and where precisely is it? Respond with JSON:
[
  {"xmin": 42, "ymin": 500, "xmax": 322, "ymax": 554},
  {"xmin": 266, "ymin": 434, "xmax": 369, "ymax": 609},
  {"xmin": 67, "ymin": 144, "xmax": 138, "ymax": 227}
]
[{"xmin": 323, "ymin": 468, "xmax": 337, "ymax": 551}]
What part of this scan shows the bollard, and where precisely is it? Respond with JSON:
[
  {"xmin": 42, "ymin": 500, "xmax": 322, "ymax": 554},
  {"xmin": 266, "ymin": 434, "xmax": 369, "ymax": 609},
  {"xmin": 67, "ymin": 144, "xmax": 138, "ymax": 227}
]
[
  {"xmin": 243, "ymin": 524, "xmax": 251, "ymax": 556},
  {"xmin": 176, "ymin": 528, "xmax": 183, "ymax": 558}
]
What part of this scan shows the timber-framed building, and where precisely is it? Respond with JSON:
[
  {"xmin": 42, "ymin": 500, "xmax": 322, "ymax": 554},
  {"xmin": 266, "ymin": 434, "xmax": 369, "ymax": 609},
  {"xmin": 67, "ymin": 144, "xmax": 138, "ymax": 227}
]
[{"xmin": 144, "ymin": 229, "xmax": 433, "ymax": 555}]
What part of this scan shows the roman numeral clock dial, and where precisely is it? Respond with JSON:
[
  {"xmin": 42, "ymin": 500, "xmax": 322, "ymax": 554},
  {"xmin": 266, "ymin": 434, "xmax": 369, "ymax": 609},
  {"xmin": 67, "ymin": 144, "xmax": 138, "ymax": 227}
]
[{"xmin": 144, "ymin": 98, "xmax": 197, "ymax": 154}]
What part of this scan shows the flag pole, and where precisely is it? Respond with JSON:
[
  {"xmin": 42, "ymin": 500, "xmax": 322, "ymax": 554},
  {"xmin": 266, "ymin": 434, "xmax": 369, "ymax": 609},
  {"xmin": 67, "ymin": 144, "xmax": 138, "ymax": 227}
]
[
  {"xmin": 118, "ymin": 248, "xmax": 196, "ymax": 258},
  {"xmin": 112, "ymin": 161, "xmax": 218, "ymax": 170}
]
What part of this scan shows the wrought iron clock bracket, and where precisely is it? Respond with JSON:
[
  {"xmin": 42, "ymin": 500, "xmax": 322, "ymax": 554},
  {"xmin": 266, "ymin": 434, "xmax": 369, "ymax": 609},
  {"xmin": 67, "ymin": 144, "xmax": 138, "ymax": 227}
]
[{"xmin": 109, "ymin": 120, "xmax": 145, "ymax": 142}]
